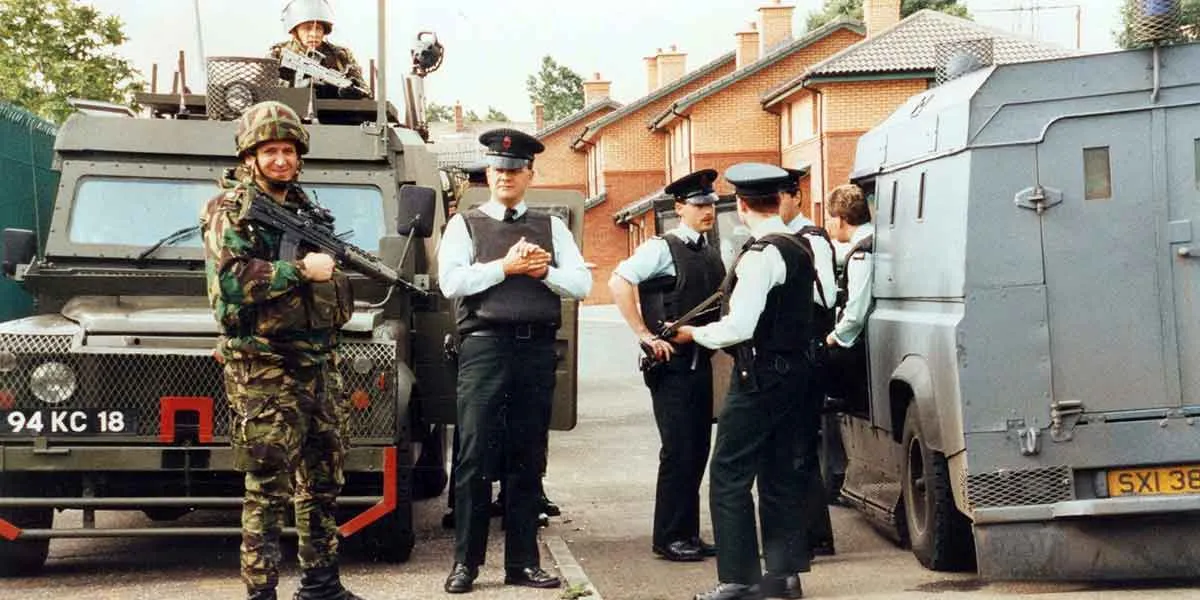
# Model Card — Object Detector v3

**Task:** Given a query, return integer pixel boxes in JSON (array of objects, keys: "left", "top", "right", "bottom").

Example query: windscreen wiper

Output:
[{"left": 135, "top": 225, "right": 202, "bottom": 263}]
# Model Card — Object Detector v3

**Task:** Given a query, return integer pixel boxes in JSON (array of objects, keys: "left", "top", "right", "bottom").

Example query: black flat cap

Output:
[
  {"left": 479, "top": 128, "right": 545, "bottom": 170},
  {"left": 724, "top": 162, "right": 790, "bottom": 197},
  {"left": 663, "top": 168, "right": 719, "bottom": 205},
  {"left": 783, "top": 166, "right": 810, "bottom": 184}
]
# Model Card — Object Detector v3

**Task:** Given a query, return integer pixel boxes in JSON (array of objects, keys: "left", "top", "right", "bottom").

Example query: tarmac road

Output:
[{"left": 4, "top": 306, "right": 1200, "bottom": 599}]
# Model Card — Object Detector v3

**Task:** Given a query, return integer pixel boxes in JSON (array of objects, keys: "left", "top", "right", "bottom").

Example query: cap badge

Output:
[{"left": 502, "top": 136, "right": 512, "bottom": 150}]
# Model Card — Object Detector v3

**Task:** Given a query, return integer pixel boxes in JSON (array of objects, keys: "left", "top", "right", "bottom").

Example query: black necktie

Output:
[{"left": 503, "top": 207, "right": 518, "bottom": 223}]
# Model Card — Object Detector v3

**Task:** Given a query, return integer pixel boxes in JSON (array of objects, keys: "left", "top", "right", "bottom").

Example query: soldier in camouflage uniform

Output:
[
  {"left": 200, "top": 100, "right": 366, "bottom": 600},
  {"left": 270, "top": 0, "right": 370, "bottom": 99}
]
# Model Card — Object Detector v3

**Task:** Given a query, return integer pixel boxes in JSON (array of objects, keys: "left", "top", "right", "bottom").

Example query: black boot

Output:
[
  {"left": 293, "top": 565, "right": 366, "bottom": 600},
  {"left": 248, "top": 589, "right": 277, "bottom": 600}
]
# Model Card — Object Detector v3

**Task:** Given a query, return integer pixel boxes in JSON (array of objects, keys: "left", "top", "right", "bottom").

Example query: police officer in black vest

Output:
[
  {"left": 608, "top": 169, "right": 725, "bottom": 562},
  {"left": 674, "top": 163, "right": 816, "bottom": 600},
  {"left": 437, "top": 129, "right": 592, "bottom": 594}
]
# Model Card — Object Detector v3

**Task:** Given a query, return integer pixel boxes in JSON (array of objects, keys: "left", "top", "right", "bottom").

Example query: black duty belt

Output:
[{"left": 464, "top": 323, "right": 557, "bottom": 341}]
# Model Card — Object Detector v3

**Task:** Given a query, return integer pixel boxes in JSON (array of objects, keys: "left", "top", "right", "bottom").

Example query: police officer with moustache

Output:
[
  {"left": 200, "top": 100, "right": 365, "bottom": 600},
  {"left": 438, "top": 129, "right": 591, "bottom": 594},
  {"left": 608, "top": 169, "right": 725, "bottom": 563},
  {"left": 673, "top": 163, "right": 816, "bottom": 600},
  {"left": 778, "top": 167, "right": 837, "bottom": 558}
]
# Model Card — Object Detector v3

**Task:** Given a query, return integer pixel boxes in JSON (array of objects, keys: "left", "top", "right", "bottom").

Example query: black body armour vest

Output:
[
  {"left": 457, "top": 208, "right": 562, "bottom": 334},
  {"left": 796, "top": 224, "right": 837, "bottom": 337},
  {"left": 725, "top": 233, "right": 814, "bottom": 356},
  {"left": 836, "top": 234, "right": 874, "bottom": 309},
  {"left": 637, "top": 234, "right": 726, "bottom": 334}
]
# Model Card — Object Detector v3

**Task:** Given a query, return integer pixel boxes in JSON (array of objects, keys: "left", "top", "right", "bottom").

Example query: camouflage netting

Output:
[{"left": 1130, "top": 0, "right": 1184, "bottom": 45}]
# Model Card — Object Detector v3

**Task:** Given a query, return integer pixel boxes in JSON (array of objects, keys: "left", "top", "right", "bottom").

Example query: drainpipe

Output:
[{"left": 807, "top": 81, "right": 826, "bottom": 226}]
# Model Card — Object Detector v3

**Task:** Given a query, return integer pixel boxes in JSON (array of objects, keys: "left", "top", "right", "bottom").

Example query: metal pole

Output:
[
  {"left": 376, "top": 0, "right": 387, "bottom": 133},
  {"left": 192, "top": 0, "right": 207, "bottom": 89}
]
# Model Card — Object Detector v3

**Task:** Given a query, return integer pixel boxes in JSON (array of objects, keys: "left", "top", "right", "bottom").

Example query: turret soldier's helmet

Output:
[{"left": 282, "top": 0, "right": 335, "bottom": 35}]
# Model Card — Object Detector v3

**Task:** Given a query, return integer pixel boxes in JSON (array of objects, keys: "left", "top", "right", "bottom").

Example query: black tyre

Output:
[
  {"left": 411, "top": 424, "right": 448, "bottom": 501},
  {"left": 900, "top": 406, "right": 975, "bottom": 572},
  {"left": 0, "top": 476, "right": 52, "bottom": 577}
]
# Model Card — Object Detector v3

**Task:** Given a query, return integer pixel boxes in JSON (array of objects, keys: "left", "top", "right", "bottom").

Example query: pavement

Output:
[{"left": 4, "top": 304, "right": 1200, "bottom": 599}]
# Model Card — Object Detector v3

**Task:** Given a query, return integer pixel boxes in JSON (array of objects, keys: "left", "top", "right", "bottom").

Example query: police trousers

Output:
[
  {"left": 645, "top": 353, "right": 714, "bottom": 547},
  {"left": 709, "top": 352, "right": 814, "bottom": 585},
  {"left": 224, "top": 356, "right": 348, "bottom": 592},
  {"left": 453, "top": 334, "right": 557, "bottom": 568}
]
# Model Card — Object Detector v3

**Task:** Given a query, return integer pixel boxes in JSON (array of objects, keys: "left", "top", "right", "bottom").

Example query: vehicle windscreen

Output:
[{"left": 68, "top": 177, "right": 387, "bottom": 252}]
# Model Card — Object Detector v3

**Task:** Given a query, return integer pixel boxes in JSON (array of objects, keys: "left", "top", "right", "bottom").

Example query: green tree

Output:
[
  {"left": 425, "top": 101, "right": 453, "bottom": 123},
  {"left": 484, "top": 106, "right": 509, "bottom": 121},
  {"left": 0, "top": 0, "right": 144, "bottom": 123},
  {"left": 806, "top": 0, "right": 969, "bottom": 31},
  {"left": 525, "top": 55, "right": 583, "bottom": 123},
  {"left": 465, "top": 108, "right": 481, "bottom": 123},
  {"left": 1115, "top": 0, "right": 1200, "bottom": 48}
]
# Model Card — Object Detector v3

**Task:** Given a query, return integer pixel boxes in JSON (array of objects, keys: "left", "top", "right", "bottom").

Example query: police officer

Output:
[
  {"left": 608, "top": 169, "right": 725, "bottom": 562},
  {"left": 779, "top": 167, "right": 837, "bottom": 558},
  {"left": 438, "top": 128, "right": 591, "bottom": 594},
  {"left": 271, "top": 0, "right": 370, "bottom": 99},
  {"left": 824, "top": 183, "right": 874, "bottom": 409},
  {"left": 673, "top": 163, "right": 815, "bottom": 600},
  {"left": 200, "top": 100, "right": 365, "bottom": 600}
]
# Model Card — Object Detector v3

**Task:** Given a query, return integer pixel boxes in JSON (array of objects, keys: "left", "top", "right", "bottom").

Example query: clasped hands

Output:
[{"left": 501, "top": 236, "right": 552, "bottom": 279}]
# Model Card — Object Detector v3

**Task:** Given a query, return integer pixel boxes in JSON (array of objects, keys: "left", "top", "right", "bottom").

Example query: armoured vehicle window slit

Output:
[
  {"left": 917, "top": 172, "right": 927, "bottom": 222},
  {"left": 889, "top": 179, "right": 898, "bottom": 227},
  {"left": 1083, "top": 146, "right": 1112, "bottom": 201},
  {"left": 1194, "top": 138, "right": 1199, "bottom": 189}
]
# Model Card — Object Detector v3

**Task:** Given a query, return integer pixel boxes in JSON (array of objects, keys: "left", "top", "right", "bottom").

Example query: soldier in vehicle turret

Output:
[
  {"left": 270, "top": 0, "right": 370, "bottom": 99},
  {"left": 608, "top": 169, "right": 725, "bottom": 563}
]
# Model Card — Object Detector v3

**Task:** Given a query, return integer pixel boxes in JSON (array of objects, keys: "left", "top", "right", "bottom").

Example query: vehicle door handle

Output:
[{"left": 1178, "top": 247, "right": 1199, "bottom": 258}]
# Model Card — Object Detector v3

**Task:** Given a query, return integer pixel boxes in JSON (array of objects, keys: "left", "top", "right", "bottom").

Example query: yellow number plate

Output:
[{"left": 1108, "top": 465, "right": 1200, "bottom": 497}]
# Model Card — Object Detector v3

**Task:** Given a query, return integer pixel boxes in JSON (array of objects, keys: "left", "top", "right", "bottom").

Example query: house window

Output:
[
  {"left": 917, "top": 172, "right": 926, "bottom": 221},
  {"left": 1084, "top": 146, "right": 1112, "bottom": 200}
]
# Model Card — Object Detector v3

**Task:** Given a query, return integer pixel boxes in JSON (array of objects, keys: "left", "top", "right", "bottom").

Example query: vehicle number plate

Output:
[
  {"left": 1107, "top": 465, "right": 1200, "bottom": 497},
  {"left": 1, "top": 409, "right": 135, "bottom": 435}
]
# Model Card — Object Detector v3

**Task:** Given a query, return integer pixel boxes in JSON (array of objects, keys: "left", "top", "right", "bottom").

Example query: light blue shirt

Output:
[
  {"left": 436, "top": 198, "right": 592, "bottom": 300},
  {"left": 786, "top": 214, "right": 838, "bottom": 309},
  {"left": 832, "top": 222, "right": 875, "bottom": 347},
  {"left": 691, "top": 216, "right": 792, "bottom": 350},
  {"left": 612, "top": 224, "right": 703, "bottom": 285}
]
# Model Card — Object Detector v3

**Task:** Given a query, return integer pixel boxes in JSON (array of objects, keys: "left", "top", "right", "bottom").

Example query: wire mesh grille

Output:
[
  {"left": 1130, "top": 0, "right": 1184, "bottom": 45},
  {"left": 966, "top": 466, "right": 1074, "bottom": 509},
  {"left": 0, "top": 334, "right": 397, "bottom": 440},
  {"left": 206, "top": 57, "right": 282, "bottom": 121},
  {"left": 935, "top": 38, "right": 994, "bottom": 86}
]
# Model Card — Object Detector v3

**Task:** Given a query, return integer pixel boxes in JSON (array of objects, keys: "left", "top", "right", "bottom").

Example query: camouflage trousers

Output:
[{"left": 224, "top": 356, "right": 349, "bottom": 592}]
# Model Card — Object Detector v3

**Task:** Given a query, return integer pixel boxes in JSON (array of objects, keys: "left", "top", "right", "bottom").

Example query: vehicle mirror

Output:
[
  {"left": 1, "top": 229, "right": 37, "bottom": 279},
  {"left": 397, "top": 185, "right": 436, "bottom": 238}
]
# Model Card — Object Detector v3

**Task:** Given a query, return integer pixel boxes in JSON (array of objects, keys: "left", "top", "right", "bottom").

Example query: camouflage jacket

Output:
[
  {"left": 200, "top": 167, "right": 353, "bottom": 365},
  {"left": 268, "top": 38, "right": 369, "bottom": 93}
]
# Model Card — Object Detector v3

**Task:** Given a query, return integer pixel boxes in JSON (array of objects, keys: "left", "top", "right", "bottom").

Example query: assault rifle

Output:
[
  {"left": 245, "top": 193, "right": 428, "bottom": 296},
  {"left": 638, "top": 290, "right": 724, "bottom": 372},
  {"left": 280, "top": 48, "right": 354, "bottom": 89}
]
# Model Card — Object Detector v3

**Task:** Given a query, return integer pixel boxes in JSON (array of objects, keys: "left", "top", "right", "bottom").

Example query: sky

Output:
[{"left": 86, "top": 0, "right": 1125, "bottom": 123}]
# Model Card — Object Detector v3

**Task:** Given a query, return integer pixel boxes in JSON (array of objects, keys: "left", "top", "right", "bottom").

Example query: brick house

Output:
[
  {"left": 760, "top": 1, "right": 1075, "bottom": 224},
  {"left": 566, "top": 47, "right": 738, "bottom": 303},
  {"left": 532, "top": 77, "right": 622, "bottom": 198},
  {"left": 646, "top": 18, "right": 864, "bottom": 196}
]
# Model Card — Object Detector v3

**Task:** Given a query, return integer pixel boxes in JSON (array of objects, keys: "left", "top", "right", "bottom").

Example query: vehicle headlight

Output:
[
  {"left": 225, "top": 82, "right": 255, "bottom": 115},
  {"left": 351, "top": 355, "right": 374, "bottom": 375},
  {"left": 29, "top": 362, "right": 77, "bottom": 405},
  {"left": 0, "top": 350, "right": 16, "bottom": 374}
]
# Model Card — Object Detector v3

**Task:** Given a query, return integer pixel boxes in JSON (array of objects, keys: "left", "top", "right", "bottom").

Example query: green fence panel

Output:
[{"left": 0, "top": 102, "right": 59, "bottom": 322}]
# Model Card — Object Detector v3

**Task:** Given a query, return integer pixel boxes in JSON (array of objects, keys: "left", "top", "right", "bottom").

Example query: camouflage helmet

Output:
[{"left": 234, "top": 101, "right": 310, "bottom": 156}]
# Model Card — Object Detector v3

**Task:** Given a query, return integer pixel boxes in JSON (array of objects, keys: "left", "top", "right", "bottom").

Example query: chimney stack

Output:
[
  {"left": 645, "top": 48, "right": 662, "bottom": 93},
  {"left": 533, "top": 102, "right": 545, "bottom": 131},
  {"left": 656, "top": 44, "right": 687, "bottom": 88},
  {"left": 864, "top": 0, "right": 902, "bottom": 37},
  {"left": 736, "top": 22, "right": 760, "bottom": 69},
  {"left": 758, "top": 0, "right": 795, "bottom": 55},
  {"left": 583, "top": 72, "right": 612, "bottom": 106},
  {"left": 453, "top": 101, "right": 464, "bottom": 132}
]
